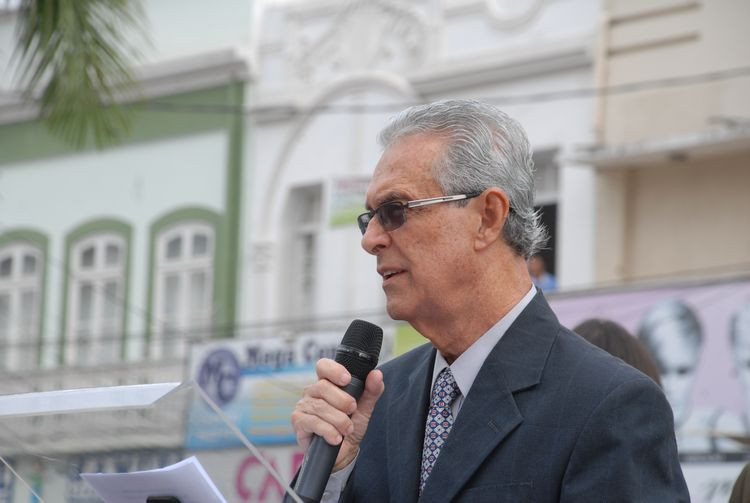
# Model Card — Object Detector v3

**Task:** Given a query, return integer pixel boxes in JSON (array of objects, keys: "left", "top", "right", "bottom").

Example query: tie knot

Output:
[{"left": 431, "top": 366, "right": 459, "bottom": 407}]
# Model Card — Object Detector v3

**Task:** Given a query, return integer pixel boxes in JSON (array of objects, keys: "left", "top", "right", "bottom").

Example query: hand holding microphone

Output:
[{"left": 289, "top": 320, "right": 385, "bottom": 502}]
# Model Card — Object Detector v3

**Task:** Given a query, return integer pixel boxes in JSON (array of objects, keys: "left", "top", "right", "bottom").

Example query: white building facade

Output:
[{"left": 242, "top": 0, "right": 601, "bottom": 333}]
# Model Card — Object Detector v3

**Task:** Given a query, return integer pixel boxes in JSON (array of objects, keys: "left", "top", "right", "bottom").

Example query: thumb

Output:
[
  {"left": 335, "top": 369, "right": 384, "bottom": 470},
  {"left": 354, "top": 369, "right": 384, "bottom": 419}
]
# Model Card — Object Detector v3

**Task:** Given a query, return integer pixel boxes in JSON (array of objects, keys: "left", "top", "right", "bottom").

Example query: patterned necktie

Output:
[{"left": 420, "top": 366, "right": 460, "bottom": 493}]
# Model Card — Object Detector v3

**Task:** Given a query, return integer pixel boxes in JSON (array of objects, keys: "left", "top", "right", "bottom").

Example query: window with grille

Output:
[
  {"left": 67, "top": 234, "right": 126, "bottom": 365},
  {"left": 153, "top": 223, "right": 214, "bottom": 359},
  {"left": 0, "top": 243, "right": 43, "bottom": 370},
  {"left": 284, "top": 185, "right": 322, "bottom": 318}
]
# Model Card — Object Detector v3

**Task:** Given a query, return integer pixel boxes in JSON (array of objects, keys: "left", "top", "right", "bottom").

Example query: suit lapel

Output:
[
  {"left": 418, "top": 353, "right": 521, "bottom": 502},
  {"left": 419, "top": 292, "right": 560, "bottom": 502},
  {"left": 387, "top": 346, "right": 434, "bottom": 503}
]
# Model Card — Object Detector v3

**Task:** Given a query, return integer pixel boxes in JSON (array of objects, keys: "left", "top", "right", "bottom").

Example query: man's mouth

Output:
[{"left": 380, "top": 269, "right": 405, "bottom": 280}]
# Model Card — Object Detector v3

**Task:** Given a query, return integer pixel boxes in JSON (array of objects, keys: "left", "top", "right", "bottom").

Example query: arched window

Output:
[
  {"left": 283, "top": 185, "right": 322, "bottom": 318},
  {"left": 152, "top": 223, "right": 214, "bottom": 359},
  {"left": 66, "top": 233, "right": 126, "bottom": 365},
  {"left": 0, "top": 243, "right": 43, "bottom": 369}
]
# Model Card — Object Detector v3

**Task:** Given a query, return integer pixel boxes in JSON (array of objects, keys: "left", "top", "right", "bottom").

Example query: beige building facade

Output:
[{"left": 588, "top": 0, "right": 750, "bottom": 283}]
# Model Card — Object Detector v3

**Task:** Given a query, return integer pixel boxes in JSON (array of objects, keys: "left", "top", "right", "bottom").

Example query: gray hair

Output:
[
  {"left": 637, "top": 298, "right": 703, "bottom": 356},
  {"left": 377, "top": 99, "right": 547, "bottom": 258}
]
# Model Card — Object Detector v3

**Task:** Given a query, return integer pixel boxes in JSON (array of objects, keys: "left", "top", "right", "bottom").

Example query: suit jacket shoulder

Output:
[{"left": 343, "top": 292, "right": 689, "bottom": 502}]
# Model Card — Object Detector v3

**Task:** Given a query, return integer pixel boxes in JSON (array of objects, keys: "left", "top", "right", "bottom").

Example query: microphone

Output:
[{"left": 289, "top": 319, "right": 383, "bottom": 503}]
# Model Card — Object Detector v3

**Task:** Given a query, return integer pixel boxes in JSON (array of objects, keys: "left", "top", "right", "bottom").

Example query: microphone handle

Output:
[{"left": 289, "top": 377, "right": 366, "bottom": 503}]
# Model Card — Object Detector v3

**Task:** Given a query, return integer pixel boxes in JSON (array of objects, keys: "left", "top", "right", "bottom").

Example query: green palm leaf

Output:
[{"left": 14, "top": 0, "right": 146, "bottom": 148}]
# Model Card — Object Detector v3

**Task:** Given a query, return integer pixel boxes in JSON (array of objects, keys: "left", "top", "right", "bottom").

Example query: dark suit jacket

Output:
[
  {"left": 342, "top": 292, "right": 689, "bottom": 502},
  {"left": 730, "top": 463, "right": 750, "bottom": 503}
]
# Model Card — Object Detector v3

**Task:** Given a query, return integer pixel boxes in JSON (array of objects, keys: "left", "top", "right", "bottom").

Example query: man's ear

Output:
[{"left": 474, "top": 188, "right": 510, "bottom": 251}]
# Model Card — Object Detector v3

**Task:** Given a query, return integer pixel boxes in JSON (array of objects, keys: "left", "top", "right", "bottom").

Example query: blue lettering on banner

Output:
[
  {"left": 197, "top": 348, "right": 241, "bottom": 407},
  {"left": 245, "top": 346, "right": 294, "bottom": 371}
]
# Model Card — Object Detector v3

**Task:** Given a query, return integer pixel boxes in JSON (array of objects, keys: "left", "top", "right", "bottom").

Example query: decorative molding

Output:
[
  {"left": 444, "top": 0, "right": 545, "bottom": 29},
  {"left": 253, "top": 70, "right": 416, "bottom": 122},
  {"left": 484, "top": 0, "right": 545, "bottom": 30},
  {"left": 255, "top": 35, "right": 592, "bottom": 107},
  {"left": 263, "top": 0, "right": 430, "bottom": 88}
]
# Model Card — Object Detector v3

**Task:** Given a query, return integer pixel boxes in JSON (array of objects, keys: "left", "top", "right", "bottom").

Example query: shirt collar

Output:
[{"left": 431, "top": 285, "right": 537, "bottom": 397}]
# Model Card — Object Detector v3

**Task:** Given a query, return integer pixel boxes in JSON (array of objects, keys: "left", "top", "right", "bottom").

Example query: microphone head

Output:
[{"left": 336, "top": 319, "right": 383, "bottom": 381}]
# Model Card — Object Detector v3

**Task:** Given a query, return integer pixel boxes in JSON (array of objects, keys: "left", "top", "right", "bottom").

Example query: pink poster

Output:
[{"left": 548, "top": 278, "right": 750, "bottom": 501}]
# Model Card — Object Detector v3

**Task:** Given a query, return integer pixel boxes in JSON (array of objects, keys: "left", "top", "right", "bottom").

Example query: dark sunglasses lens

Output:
[
  {"left": 380, "top": 203, "right": 405, "bottom": 231},
  {"left": 357, "top": 213, "right": 370, "bottom": 234}
]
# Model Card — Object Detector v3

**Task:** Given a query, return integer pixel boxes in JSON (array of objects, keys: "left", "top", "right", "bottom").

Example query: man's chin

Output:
[{"left": 385, "top": 299, "right": 410, "bottom": 321}]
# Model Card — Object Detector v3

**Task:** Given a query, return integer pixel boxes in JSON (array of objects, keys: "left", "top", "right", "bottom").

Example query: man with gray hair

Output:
[{"left": 292, "top": 100, "right": 688, "bottom": 501}]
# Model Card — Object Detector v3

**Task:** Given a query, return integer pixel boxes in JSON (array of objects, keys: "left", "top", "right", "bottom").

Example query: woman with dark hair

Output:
[{"left": 574, "top": 318, "right": 661, "bottom": 386}]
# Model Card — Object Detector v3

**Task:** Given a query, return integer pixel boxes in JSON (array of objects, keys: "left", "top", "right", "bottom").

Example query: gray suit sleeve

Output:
[{"left": 560, "top": 377, "right": 690, "bottom": 502}]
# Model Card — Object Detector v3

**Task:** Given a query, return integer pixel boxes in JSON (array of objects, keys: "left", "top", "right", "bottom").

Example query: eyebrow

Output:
[{"left": 366, "top": 190, "right": 412, "bottom": 211}]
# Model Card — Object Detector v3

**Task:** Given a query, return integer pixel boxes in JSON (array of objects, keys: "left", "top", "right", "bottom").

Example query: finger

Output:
[
  {"left": 304, "top": 379, "right": 358, "bottom": 414},
  {"left": 292, "top": 407, "right": 353, "bottom": 446},
  {"left": 316, "top": 358, "right": 351, "bottom": 386},
  {"left": 296, "top": 395, "right": 355, "bottom": 435}
]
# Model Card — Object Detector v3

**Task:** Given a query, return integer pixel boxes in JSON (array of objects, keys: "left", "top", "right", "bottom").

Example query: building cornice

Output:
[
  {"left": 571, "top": 124, "right": 750, "bottom": 169},
  {"left": 0, "top": 47, "right": 253, "bottom": 126},
  {"left": 410, "top": 35, "right": 593, "bottom": 96},
  {"left": 254, "top": 34, "right": 593, "bottom": 108}
]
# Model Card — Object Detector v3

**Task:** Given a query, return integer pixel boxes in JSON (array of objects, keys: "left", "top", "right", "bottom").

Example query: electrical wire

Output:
[{"left": 139, "top": 65, "right": 750, "bottom": 116}]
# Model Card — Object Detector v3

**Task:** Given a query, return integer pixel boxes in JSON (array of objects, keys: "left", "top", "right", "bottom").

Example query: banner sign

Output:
[
  {"left": 186, "top": 332, "right": 344, "bottom": 449},
  {"left": 195, "top": 447, "right": 304, "bottom": 503},
  {"left": 329, "top": 176, "right": 370, "bottom": 227}
]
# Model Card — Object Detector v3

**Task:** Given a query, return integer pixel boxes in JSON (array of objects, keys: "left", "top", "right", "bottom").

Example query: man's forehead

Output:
[
  {"left": 365, "top": 164, "right": 435, "bottom": 208},
  {"left": 365, "top": 135, "right": 444, "bottom": 207}
]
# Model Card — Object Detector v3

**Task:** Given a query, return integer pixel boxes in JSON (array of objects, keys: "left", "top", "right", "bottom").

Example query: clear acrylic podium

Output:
[{"left": 0, "top": 381, "right": 305, "bottom": 503}]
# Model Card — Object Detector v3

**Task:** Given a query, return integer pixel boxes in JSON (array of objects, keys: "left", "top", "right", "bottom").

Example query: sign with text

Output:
[
  {"left": 186, "top": 332, "right": 342, "bottom": 449},
  {"left": 329, "top": 176, "right": 370, "bottom": 228}
]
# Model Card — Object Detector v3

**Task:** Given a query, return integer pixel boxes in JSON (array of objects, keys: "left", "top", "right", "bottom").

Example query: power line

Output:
[
  {"left": 2, "top": 64, "right": 750, "bottom": 117},
  {"left": 140, "top": 65, "right": 750, "bottom": 117}
]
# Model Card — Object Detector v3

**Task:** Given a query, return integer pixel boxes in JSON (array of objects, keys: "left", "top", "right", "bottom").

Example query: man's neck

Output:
[{"left": 414, "top": 277, "right": 533, "bottom": 363}]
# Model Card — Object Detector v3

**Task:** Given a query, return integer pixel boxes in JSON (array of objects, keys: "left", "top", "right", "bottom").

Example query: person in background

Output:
[
  {"left": 291, "top": 99, "right": 687, "bottom": 502},
  {"left": 573, "top": 318, "right": 661, "bottom": 386},
  {"left": 638, "top": 299, "right": 702, "bottom": 430},
  {"left": 730, "top": 303, "right": 750, "bottom": 433},
  {"left": 638, "top": 298, "right": 720, "bottom": 453},
  {"left": 528, "top": 254, "right": 556, "bottom": 291},
  {"left": 710, "top": 302, "right": 750, "bottom": 453}
]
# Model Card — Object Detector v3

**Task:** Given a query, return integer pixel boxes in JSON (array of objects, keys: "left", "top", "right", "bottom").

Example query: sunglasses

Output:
[{"left": 357, "top": 192, "right": 482, "bottom": 235}]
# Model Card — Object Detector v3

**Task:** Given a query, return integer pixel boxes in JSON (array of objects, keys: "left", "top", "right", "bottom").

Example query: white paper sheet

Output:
[{"left": 81, "top": 455, "right": 226, "bottom": 503}]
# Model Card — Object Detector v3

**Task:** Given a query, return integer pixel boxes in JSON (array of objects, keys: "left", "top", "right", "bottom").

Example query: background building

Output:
[{"left": 584, "top": 0, "right": 750, "bottom": 284}]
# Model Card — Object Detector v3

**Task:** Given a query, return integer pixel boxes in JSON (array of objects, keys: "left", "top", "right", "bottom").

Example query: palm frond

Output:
[{"left": 14, "top": 0, "right": 147, "bottom": 148}]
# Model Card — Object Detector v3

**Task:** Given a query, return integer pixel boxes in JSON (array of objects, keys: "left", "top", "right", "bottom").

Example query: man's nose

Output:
[{"left": 361, "top": 215, "right": 390, "bottom": 255}]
